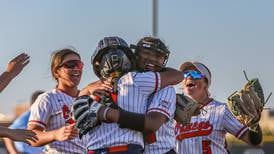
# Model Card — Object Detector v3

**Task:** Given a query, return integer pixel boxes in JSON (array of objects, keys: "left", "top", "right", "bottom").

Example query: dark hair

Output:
[
  {"left": 50, "top": 48, "right": 80, "bottom": 81},
  {"left": 30, "top": 90, "right": 45, "bottom": 105}
]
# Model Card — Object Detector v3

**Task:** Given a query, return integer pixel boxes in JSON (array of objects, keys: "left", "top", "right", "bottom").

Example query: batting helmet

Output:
[
  {"left": 130, "top": 37, "right": 170, "bottom": 66},
  {"left": 91, "top": 36, "right": 135, "bottom": 79}
]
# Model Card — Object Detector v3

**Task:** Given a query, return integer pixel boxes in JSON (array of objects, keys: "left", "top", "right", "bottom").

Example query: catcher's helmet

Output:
[
  {"left": 130, "top": 37, "right": 170, "bottom": 66},
  {"left": 91, "top": 36, "right": 135, "bottom": 79}
]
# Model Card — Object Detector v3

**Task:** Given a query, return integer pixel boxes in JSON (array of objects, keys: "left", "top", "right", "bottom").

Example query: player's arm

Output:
[
  {"left": 98, "top": 88, "right": 175, "bottom": 132},
  {"left": 0, "top": 53, "right": 30, "bottom": 93},
  {"left": 27, "top": 123, "right": 78, "bottom": 147},
  {"left": 97, "top": 107, "right": 167, "bottom": 132},
  {"left": 158, "top": 67, "right": 183, "bottom": 88},
  {"left": 239, "top": 126, "right": 262, "bottom": 146},
  {"left": 0, "top": 126, "right": 38, "bottom": 144},
  {"left": 223, "top": 106, "right": 262, "bottom": 146},
  {"left": 135, "top": 69, "right": 183, "bottom": 95}
]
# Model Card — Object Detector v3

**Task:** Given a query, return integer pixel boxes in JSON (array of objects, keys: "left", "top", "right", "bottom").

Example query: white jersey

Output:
[
  {"left": 87, "top": 71, "right": 161, "bottom": 150},
  {"left": 28, "top": 89, "right": 88, "bottom": 154},
  {"left": 144, "top": 86, "right": 176, "bottom": 154},
  {"left": 175, "top": 100, "right": 248, "bottom": 154}
]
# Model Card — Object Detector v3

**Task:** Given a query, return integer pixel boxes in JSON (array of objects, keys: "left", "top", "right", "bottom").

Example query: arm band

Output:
[
  {"left": 117, "top": 109, "right": 145, "bottom": 132},
  {"left": 248, "top": 126, "right": 262, "bottom": 145}
]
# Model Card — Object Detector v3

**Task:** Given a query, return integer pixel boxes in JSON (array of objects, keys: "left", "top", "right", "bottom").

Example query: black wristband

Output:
[
  {"left": 248, "top": 126, "right": 262, "bottom": 145},
  {"left": 117, "top": 109, "right": 145, "bottom": 132}
]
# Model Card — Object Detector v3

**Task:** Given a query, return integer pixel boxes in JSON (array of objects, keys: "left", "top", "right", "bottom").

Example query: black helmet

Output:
[
  {"left": 130, "top": 37, "right": 170, "bottom": 66},
  {"left": 91, "top": 36, "right": 135, "bottom": 79}
]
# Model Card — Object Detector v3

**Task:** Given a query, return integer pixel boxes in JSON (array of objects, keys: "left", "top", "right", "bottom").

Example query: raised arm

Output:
[
  {"left": 0, "top": 53, "right": 30, "bottom": 92},
  {"left": 158, "top": 67, "right": 183, "bottom": 89}
]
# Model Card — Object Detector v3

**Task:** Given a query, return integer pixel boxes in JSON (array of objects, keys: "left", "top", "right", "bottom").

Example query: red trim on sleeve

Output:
[
  {"left": 147, "top": 108, "right": 170, "bottom": 117},
  {"left": 236, "top": 126, "right": 248, "bottom": 138},
  {"left": 28, "top": 120, "right": 47, "bottom": 128}
]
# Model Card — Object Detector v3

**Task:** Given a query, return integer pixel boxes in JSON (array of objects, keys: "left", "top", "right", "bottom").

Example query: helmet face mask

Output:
[
  {"left": 98, "top": 49, "right": 132, "bottom": 79},
  {"left": 91, "top": 36, "right": 135, "bottom": 79}
]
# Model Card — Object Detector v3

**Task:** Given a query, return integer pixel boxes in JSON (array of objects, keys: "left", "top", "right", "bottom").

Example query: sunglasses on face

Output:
[
  {"left": 183, "top": 70, "right": 205, "bottom": 80},
  {"left": 60, "top": 60, "right": 84, "bottom": 69}
]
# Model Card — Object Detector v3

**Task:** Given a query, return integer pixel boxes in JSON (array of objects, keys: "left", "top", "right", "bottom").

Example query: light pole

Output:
[{"left": 152, "top": 0, "right": 158, "bottom": 37}]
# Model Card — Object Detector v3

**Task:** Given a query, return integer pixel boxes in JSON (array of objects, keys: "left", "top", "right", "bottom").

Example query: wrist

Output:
[
  {"left": 106, "top": 108, "right": 119, "bottom": 122},
  {"left": 248, "top": 125, "right": 262, "bottom": 145},
  {"left": 97, "top": 106, "right": 108, "bottom": 121},
  {"left": 2, "top": 71, "right": 14, "bottom": 81},
  {"left": 50, "top": 129, "right": 58, "bottom": 141}
]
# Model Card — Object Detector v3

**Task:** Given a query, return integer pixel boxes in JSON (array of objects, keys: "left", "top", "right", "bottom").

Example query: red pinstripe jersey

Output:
[
  {"left": 175, "top": 100, "right": 248, "bottom": 154},
  {"left": 28, "top": 89, "right": 89, "bottom": 153}
]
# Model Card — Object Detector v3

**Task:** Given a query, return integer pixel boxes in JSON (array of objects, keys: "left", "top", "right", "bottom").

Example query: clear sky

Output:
[{"left": 0, "top": 0, "right": 274, "bottom": 115}]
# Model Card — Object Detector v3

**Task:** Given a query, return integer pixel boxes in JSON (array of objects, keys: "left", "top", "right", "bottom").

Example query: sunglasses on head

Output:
[
  {"left": 60, "top": 60, "right": 84, "bottom": 69},
  {"left": 183, "top": 70, "right": 205, "bottom": 80}
]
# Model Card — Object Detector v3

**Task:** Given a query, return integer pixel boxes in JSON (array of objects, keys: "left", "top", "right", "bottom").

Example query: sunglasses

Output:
[
  {"left": 183, "top": 70, "right": 205, "bottom": 80},
  {"left": 60, "top": 60, "right": 84, "bottom": 69}
]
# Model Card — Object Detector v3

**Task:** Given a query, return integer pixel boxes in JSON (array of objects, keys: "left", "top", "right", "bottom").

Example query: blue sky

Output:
[{"left": 0, "top": 0, "right": 274, "bottom": 115}]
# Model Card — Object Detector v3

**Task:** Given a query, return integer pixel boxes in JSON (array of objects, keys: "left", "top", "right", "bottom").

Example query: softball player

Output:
[
  {"left": 175, "top": 61, "right": 263, "bottom": 154},
  {"left": 131, "top": 37, "right": 178, "bottom": 154},
  {"left": 28, "top": 48, "right": 88, "bottom": 153},
  {"left": 74, "top": 36, "right": 183, "bottom": 153}
]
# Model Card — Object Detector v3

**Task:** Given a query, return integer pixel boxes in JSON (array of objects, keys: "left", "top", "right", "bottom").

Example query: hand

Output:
[
  {"left": 7, "top": 128, "right": 38, "bottom": 145},
  {"left": 79, "top": 80, "right": 113, "bottom": 100},
  {"left": 53, "top": 123, "right": 78, "bottom": 141},
  {"left": 72, "top": 96, "right": 104, "bottom": 138},
  {"left": 6, "top": 53, "right": 30, "bottom": 78}
]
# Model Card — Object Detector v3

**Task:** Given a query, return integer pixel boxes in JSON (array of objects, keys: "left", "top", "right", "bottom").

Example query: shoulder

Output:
[
  {"left": 209, "top": 99, "right": 226, "bottom": 106},
  {"left": 156, "top": 86, "right": 175, "bottom": 94},
  {"left": 161, "top": 85, "right": 175, "bottom": 91},
  {"left": 31, "top": 89, "right": 57, "bottom": 107},
  {"left": 119, "top": 71, "right": 158, "bottom": 83},
  {"left": 206, "top": 99, "right": 227, "bottom": 111}
]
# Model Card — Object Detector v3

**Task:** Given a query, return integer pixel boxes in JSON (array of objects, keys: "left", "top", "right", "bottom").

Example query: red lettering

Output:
[
  {"left": 62, "top": 105, "right": 75, "bottom": 124},
  {"left": 176, "top": 121, "right": 213, "bottom": 141}
]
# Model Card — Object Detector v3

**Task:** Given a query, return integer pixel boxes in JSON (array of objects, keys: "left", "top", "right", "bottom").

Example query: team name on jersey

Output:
[{"left": 175, "top": 121, "right": 213, "bottom": 140}]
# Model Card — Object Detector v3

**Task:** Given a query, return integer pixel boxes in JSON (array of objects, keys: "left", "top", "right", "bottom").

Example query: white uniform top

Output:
[
  {"left": 144, "top": 86, "right": 176, "bottom": 154},
  {"left": 28, "top": 89, "right": 88, "bottom": 154},
  {"left": 86, "top": 71, "right": 161, "bottom": 150},
  {"left": 175, "top": 100, "right": 248, "bottom": 154}
]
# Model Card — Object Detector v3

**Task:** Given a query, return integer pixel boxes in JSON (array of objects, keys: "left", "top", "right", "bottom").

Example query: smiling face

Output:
[
  {"left": 56, "top": 53, "right": 83, "bottom": 88},
  {"left": 181, "top": 65, "right": 209, "bottom": 102},
  {"left": 51, "top": 49, "right": 83, "bottom": 89},
  {"left": 137, "top": 48, "right": 166, "bottom": 72}
]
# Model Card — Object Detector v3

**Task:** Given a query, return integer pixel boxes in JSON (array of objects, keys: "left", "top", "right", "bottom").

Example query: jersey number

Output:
[{"left": 202, "top": 140, "right": 211, "bottom": 154}]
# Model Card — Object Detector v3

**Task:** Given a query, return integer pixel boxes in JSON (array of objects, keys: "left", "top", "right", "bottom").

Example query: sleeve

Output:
[
  {"left": 147, "top": 87, "right": 176, "bottom": 120},
  {"left": 28, "top": 94, "right": 52, "bottom": 130},
  {"left": 223, "top": 105, "right": 248, "bottom": 138},
  {"left": 133, "top": 71, "right": 161, "bottom": 95}
]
